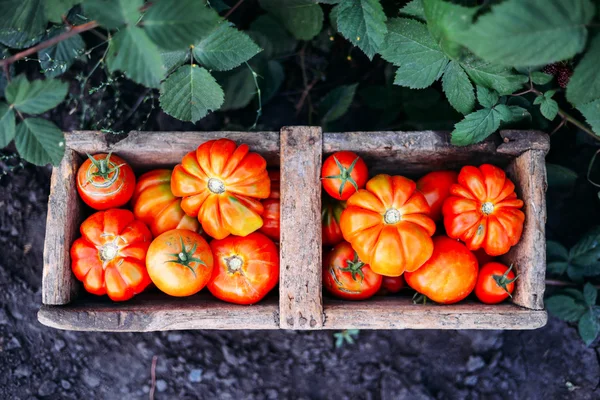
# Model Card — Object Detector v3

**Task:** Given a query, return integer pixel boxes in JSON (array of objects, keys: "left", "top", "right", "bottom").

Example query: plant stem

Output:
[
  {"left": 0, "top": 21, "right": 99, "bottom": 68},
  {"left": 223, "top": 0, "right": 245, "bottom": 19},
  {"left": 546, "top": 279, "right": 600, "bottom": 289}
]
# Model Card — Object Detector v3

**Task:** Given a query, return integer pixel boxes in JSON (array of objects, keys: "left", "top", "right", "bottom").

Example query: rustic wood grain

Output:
[
  {"left": 42, "top": 149, "right": 82, "bottom": 305},
  {"left": 323, "top": 298, "right": 547, "bottom": 330},
  {"left": 279, "top": 126, "right": 324, "bottom": 329},
  {"left": 502, "top": 150, "right": 547, "bottom": 310},
  {"left": 497, "top": 130, "right": 550, "bottom": 155},
  {"left": 38, "top": 293, "right": 279, "bottom": 331}
]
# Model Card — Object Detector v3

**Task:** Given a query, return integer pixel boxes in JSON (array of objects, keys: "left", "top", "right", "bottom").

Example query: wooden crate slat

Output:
[{"left": 279, "top": 126, "right": 324, "bottom": 330}]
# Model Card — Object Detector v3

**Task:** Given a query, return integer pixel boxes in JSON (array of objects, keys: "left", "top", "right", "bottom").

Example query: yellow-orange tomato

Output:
[
  {"left": 146, "top": 229, "right": 214, "bottom": 297},
  {"left": 171, "top": 139, "right": 270, "bottom": 240},
  {"left": 340, "top": 174, "right": 436, "bottom": 277}
]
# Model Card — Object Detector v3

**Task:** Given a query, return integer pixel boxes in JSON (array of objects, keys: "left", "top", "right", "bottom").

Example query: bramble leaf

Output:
[
  {"left": 320, "top": 83, "right": 358, "bottom": 124},
  {"left": 259, "top": 0, "right": 324, "bottom": 41},
  {"left": 546, "top": 164, "right": 577, "bottom": 190},
  {"left": 14, "top": 118, "right": 65, "bottom": 166},
  {"left": 546, "top": 240, "right": 569, "bottom": 275},
  {"left": 38, "top": 28, "right": 86, "bottom": 78},
  {"left": 567, "top": 34, "right": 600, "bottom": 106},
  {"left": 476, "top": 86, "right": 498, "bottom": 108},
  {"left": 400, "top": 0, "right": 424, "bottom": 20},
  {"left": 531, "top": 71, "right": 553, "bottom": 85},
  {"left": 249, "top": 15, "right": 297, "bottom": 58},
  {"left": 193, "top": 23, "right": 262, "bottom": 71},
  {"left": 0, "top": 0, "right": 46, "bottom": 35},
  {"left": 451, "top": 107, "right": 503, "bottom": 146},
  {"left": 0, "top": 102, "right": 15, "bottom": 147},
  {"left": 460, "top": 55, "right": 527, "bottom": 95},
  {"left": 423, "top": 0, "right": 477, "bottom": 59},
  {"left": 579, "top": 310, "right": 600, "bottom": 346},
  {"left": 161, "top": 50, "right": 189, "bottom": 75},
  {"left": 45, "top": 0, "right": 80, "bottom": 23},
  {"left": 215, "top": 66, "right": 256, "bottom": 111},
  {"left": 333, "top": 0, "right": 387, "bottom": 60},
  {"left": 546, "top": 295, "right": 586, "bottom": 322},
  {"left": 83, "top": 0, "right": 142, "bottom": 29},
  {"left": 577, "top": 99, "right": 600, "bottom": 136},
  {"left": 5, "top": 75, "right": 69, "bottom": 114},
  {"left": 584, "top": 283, "right": 597, "bottom": 306},
  {"left": 441, "top": 61, "right": 474, "bottom": 115}
]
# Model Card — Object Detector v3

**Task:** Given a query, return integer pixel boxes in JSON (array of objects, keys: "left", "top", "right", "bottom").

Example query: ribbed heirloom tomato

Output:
[
  {"left": 340, "top": 174, "right": 436, "bottom": 276},
  {"left": 70, "top": 209, "right": 152, "bottom": 301},
  {"left": 77, "top": 153, "right": 136, "bottom": 210},
  {"left": 259, "top": 198, "right": 280, "bottom": 240},
  {"left": 475, "top": 262, "right": 517, "bottom": 304},
  {"left": 171, "top": 138, "right": 270, "bottom": 240},
  {"left": 322, "top": 198, "right": 346, "bottom": 246},
  {"left": 208, "top": 232, "right": 279, "bottom": 305},
  {"left": 132, "top": 169, "right": 201, "bottom": 236},
  {"left": 416, "top": 170, "right": 458, "bottom": 221},
  {"left": 321, "top": 151, "right": 368, "bottom": 200},
  {"left": 443, "top": 164, "right": 525, "bottom": 256},
  {"left": 323, "top": 241, "right": 382, "bottom": 300}
]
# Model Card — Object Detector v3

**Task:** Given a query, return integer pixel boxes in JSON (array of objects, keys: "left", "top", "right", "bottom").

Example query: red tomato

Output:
[
  {"left": 473, "top": 248, "right": 495, "bottom": 266},
  {"left": 322, "top": 197, "right": 346, "bottom": 246},
  {"left": 146, "top": 229, "right": 214, "bottom": 297},
  {"left": 321, "top": 151, "right": 368, "bottom": 200},
  {"left": 259, "top": 198, "right": 280, "bottom": 240},
  {"left": 208, "top": 232, "right": 279, "bottom": 305},
  {"left": 475, "top": 262, "right": 517, "bottom": 304},
  {"left": 70, "top": 209, "right": 152, "bottom": 301},
  {"left": 323, "top": 242, "right": 382, "bottom": 300},
  {"left": 268, "top": 170, "right": 280, "bottom": 199},
  {"left": 76, "top": 153, "right": 136, "bottom": 210},
  {"left": 416, "top": 170, "right": 458, "bottom": 221},
  {"left": 404, "top": 236, "right": 478, "bottom": 304},
  {"left": 377, "top": 276, "right": 405, "bottom": 295}
]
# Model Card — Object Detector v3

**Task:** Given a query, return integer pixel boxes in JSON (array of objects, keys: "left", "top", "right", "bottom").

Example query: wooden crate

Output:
[{"left": 39, "top": 127, "right": 549, "bottom": 331}]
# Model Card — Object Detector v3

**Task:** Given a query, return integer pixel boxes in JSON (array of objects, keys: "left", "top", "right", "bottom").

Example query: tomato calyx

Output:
[
  {"left": 85, "top": 152, "right": 124, "bottom": 186},
  {"left": 224, "top": 255, "right": 244, "bottom": 274},
  {"left": 339, "top": 252, "right": 366, "bottom": 282},
  {"left": 412, "top": 292, "right": 429, "bottom": 305},
  {"left": 492, "top": 264, "right": 519, "bottom": 296},
  {"left": 324, "top": 156, "right": 361, "bottom": 198},
  {"left": 207, "top": 178, "right": 226, "bottom": 194},
  {"left": 99, "top": 241, "right": 119, "bottom": 263},
  {"left": 164, "top": 236, "right": 206, "bottom": 277},
  {"left": 383, "top": 208, "right": 401, "bottom": 224},
  {"left": 481, "top": 201, "right": 495, "bottom": 215}
]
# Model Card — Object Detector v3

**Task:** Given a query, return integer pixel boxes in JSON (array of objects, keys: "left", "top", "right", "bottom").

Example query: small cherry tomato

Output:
[
  {"left": 416, "top": 170, "right": 458, "bottom": 221},
  {"left": 323, "top": 241, "right": 382, "bottom": 300},
  {"left": 146, "top": 229, "right": 214, "bottom": 297},
  {"left": 322, "top": 151, "right": 368, "bottom": 200},
  {"left": 475, "top": 262, "right": 518, "bottom": 304},
  {"left": 208, "top": 232, "right": 279, "bottom": 305},
  {"left": 77, "top": 153, "right": 136, "bottom": 210},
  {"left": 473, "top": 248, "right": 495, "bottom": 266},
  {"left": 377, "top": 276, "right": 405, "bottom": 295},
  {"left": 322, "top": 197, "right": 346, "bottom": 246},
  {"left": 259, "top": 198, "right": 280, "bottom": 240}
]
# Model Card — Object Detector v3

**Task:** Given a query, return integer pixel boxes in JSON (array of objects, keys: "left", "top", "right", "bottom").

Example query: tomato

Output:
[
  {"left": 404, "top": 236, "right": 478, "bottom": 304},
  {"left": 323, "top": 242, "right": 382, "bottom": 300},
  {"left": 377, "top": 276, "right": 405, "bottom": 295},
  {"left": 321, "top": 151, "right": 368, "bottom": 200},
  {"left": 146, "top": 229, "right": 213, "bottom": 297},
  {"left": 208, "top": 232, "right": 279, "bottom": 305},
  {"left": 340, "top": 174, "right": 436, "bottom": 276},
  {"left": 70, "top": 209, "right": 152, "bottom": 301},
  {"left": 76, "top": 153, "right": 136, "bottom": 210},
  {"left": 171, "top": 138, "right": 270, "bottom": 240},
  {"left": 268, "top": 170, "right": 280, "bottom": 199},
  {"left": 131, "top": 169, "right": 201, "bottom": 237},
  {"left": 259, "top": 198, "right": 280, "bottom": 240},
  {"left": 416, "top": 170, "right": 458, "bottom": 221},
  {"left": 443, "top": 164, "right": 525, "bottom": 256},
  {"left": 322, "top": 197, "right": 346, "bottom": 246},
  {"left": 473, "top": 248, "right": 495, "bottom": 266},
  {"left": 475, "top": 262, "right": 517, "bottom": 304}
]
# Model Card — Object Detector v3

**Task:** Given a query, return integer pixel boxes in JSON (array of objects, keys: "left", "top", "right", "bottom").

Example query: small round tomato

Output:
[
  {"left": 475, "top": 262, "right": 517, "bottom": 304},
  {"left": 322, "top": 198, "right": 346, "bottom": 246},
  {"left": 146, "top": 229, "right": 214, "bottom": 297},
  {"left": 416, "top": 170, "right": 458, "bottom": 221},
  {"left": 77, "top": 153, "right": 136, "bottom": 210},
  {"left": 259, "top": 198, "right": 280, "bottom": 240},
  {"left": 473, "top": 248, "right": 495, "bottom": 266},
  {"left": 322, "top": 151, "right": 368, "bottom": 200},
  {"left": 268, "top": 170, "right": 280, "bottom": 199},
  {"left": 404, "top": 236, "right": 478, "bottom": 304},
  {"left": 70, "top": 209, "right": 152, "bottom": 301},
  {"left": 377, "top": 276, "right": 405, "bottom": 295},
  {"left": 323, "top": 242, "right": 382, "bottom": 300},
  {"left": 208, "top": 232, "right": 279, "bottom": 305}
]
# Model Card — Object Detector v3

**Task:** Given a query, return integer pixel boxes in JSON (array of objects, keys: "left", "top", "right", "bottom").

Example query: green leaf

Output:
[
  {"left": 561, "top": 288, "right": 587, "bottom": 303},
  {"left": 0, "top": 29, "right": 43, "bottom": 49},
  {"left": 161, "top": 50, "right": 189, "bottom": 75},
  {"left": 380, "top": 18, "right": 449, "bottom": 89},
  {"left": 38, "top": 28, "right": 86, "bottom": 78},
  {"left": 0, "top": 102, "right": 15, "bottom": 147},
  {"left": 215, "top": 66, "right": 257, "bottom": 111},
  {"left": 577, "top": 99, "right": 600, "bottom": 136},
  {"left": 260, "top": 60, "right": 284, "bottom": 103},
  {"left": 531, "top": 71, "right": 553, "bottom": 85},
  {"left": 546, "top": 295, "right": 587, "bottom": 322},
  {"left": 579, "top": 310, "right": 600, "bottom": 346},
  {"left": 5, "top": 75, "right": 69, "bottom": 114},
  {"left": 457, "top": 0, "right": 594, "bottom": 68},
  {"left": 451, "top": 107, "right": 502, "bottom": 146},
  {"left": 0, "top": 45, "right": 11, "bottom": 95},
  {"left": 570, "top": 226, "right": 600, "bottom": 276},
  {"left": 45, "top": 0, "right": 80, "bottom": 23},
  {"left": 106, "top": 27, "right": 165, "bottom": 88},
  {"left": 0, "top": 0, "right": 47, "bottom": 35},
  {"left": 423, "top": 0, "right": 477, "bottom": 59},
  {"left": 83, "top": 0, "right": 142, "bottom": 29},
  {"left": 494, "top": 104, "right": 513, "bottom": 122},
  {"left": 14, "top": 118, "right": 65, "bottom": 166},
  {"left": 460, "top": 55, "right": 527, "bottom": 95},
  {"left": 507, "top": 105, "right": 530, "bottom": 122},
  {"left": 249, "top": 15, "right": 297, "bottom": 58},
  {"left": 159, "top": 65, "right": 224, "bottom": 123},
  {"left": 400, "top": 0, "right": 424, "bottom": 20},
  {"left": 259, "top": 0, "right": 324, "bottom": 41},
  {"left": 568, "top": 34, "right": 600, "bottom": 106},
  {"left": 333, "top": 0, "right": 387, "bottom": 60},
  {"left": 476, "top": 86, "right": 498, "bottom": 108},
  {"left": 547, "top": 240, "right": 569, "bottom": 275},
  {"left": 193, "top": 23, "right": 262, "bottom": 71},
  {"left": 208, "top": 0, "right": 230, "bottom": 12},
  {"left": 584, "top": 283, "right": 597, "bottom": 306},
  {"left": 441, "top": 61, "right": 474, "bottom": 115},
  {"left": 546, "top": 164, "right": 578, "bottom": 189},
  {"left": 320, "top": 83, "right": 358, "bottom": 124},
  {"left": 539, "top": 97, "right": 558, "bottom": 121},
  {"left": 142, "top": 0, "right": 221, "bottom": 51}
]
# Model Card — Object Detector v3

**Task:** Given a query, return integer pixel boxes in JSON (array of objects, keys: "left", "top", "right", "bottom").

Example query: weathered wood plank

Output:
[
  {"left": 42, "top": 149, "right": 82, "bottom": 305},
  {"left": 497, "top": 130, "right": 550, "bottom": 155},
  {"left": 279, "top": 126, "right": 324, "bottom": 329},
  {"left": 502, "top": 150, "right": 547, "bottom": 310},
  {"left": 323, "top": 298, "right": 547, "bottom": 330}
]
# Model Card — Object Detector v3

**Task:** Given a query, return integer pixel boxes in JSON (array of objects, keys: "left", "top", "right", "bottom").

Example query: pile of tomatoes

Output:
[
  {"left": 71, "top": 139, "right": 279, "bottom": 304},
  {"left": 320, "top": 151, "right": 522, "bottom": 305}
]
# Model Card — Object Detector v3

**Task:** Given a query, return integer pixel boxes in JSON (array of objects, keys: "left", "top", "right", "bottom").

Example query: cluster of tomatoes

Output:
[
  {"left": 71, "top": 139, "right": 279, "bottom": 304},
  {"left": 319, "top": 151, "right": 523, "bottom": 305}
]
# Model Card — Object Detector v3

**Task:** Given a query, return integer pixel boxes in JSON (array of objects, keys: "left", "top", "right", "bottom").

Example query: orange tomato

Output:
[
  {"left": 443, "top": 164, "right": 525, "bottom": 256},
  {"left": 70, "top": 209, "right": 152, "bottom": 301},
  {"left": 267, "top": 170, "right": 280, "bottom": 199},
  {"left": 322, "top": 197, "right": 346, "bottom": 246},
  {"left": 171, "top": 138, "right": 270, "bottom": 240},
  {"left": 404, "top": 236, "right": 478, "bottom": 304},
  {"left": 146, "top": 229, "right": 213, "bottom": 297},
  {"left": 416, "top": 170, "right": 458, "bottom": 221},
  {"left": 132, "top": 169, "right": 201, "bottom": 236},
  {"left": 475, "top": 262, "right": 517, "bottom": 304},
  {"left": 259, "top": 198, "right": 280, "bottom": 240},
  {"left": 340, "top": 174, "right": 436, "bottom": 276}
]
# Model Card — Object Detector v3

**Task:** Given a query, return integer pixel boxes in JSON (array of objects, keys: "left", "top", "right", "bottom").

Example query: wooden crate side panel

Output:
[
  {"left": 42, "top": 149, "right": 82, "bottom": 305},
  {"left": 279, "top": 126, "right": 324, "bottom": 330}
]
